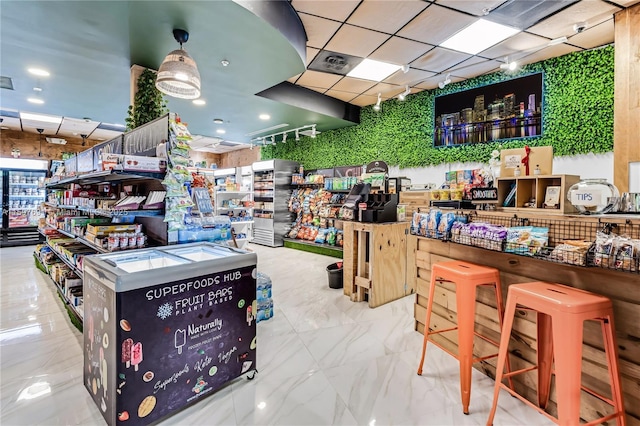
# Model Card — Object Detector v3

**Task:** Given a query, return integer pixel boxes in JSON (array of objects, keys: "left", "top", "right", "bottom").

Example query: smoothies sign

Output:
[{"left": 84, "top": 266, "right": 257, "bottom": 426}]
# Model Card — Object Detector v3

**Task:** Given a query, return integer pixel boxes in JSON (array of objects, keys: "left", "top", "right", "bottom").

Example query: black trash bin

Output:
[{"left": 326, "top": 262, "right": 343, "bottom": 289}]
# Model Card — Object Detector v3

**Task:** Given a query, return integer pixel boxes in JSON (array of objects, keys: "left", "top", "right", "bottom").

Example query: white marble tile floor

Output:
[{"left": 0, "top": 244, "right": 553, "bottom": 425}]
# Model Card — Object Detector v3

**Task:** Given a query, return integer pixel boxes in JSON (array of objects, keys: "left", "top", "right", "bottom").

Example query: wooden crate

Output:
[{"left": 399, "top": 191, "right": 431, "bottom": 221}]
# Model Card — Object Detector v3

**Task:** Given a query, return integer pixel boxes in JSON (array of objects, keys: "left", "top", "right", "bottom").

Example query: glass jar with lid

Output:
[{"left": 567, "top": 179, "right": 619, "bottom": 214}]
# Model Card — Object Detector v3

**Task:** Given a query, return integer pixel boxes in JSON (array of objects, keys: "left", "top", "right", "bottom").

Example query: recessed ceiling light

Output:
[
  {"left": 33, "top": 87, "right": 42, "bottom": 92},
  {"left": 192, "top": 99, "right": 206, "bottom": 105},
  {"left": 259, "top": 114, "right": 270, "bottom": 120},
  {"left": 19, "top": 112, "right": 62, "bottom": 124},
  {"left": 216, "top": 129, "right": 226, "bottom": 134},
  {"left": 28, "top": 68, "right": 50, "bottom": 77},
  {"left": 73, "top": 132, "right": 78, "bottom": 135},
  {"left": 347, "top": 59, "right": 402, "bottom": 82},
  {"left": 27, "top": 98, "right": 44, "bottom": 104},
  {"left": 440, "top": 19, "right": 520, "bottom": 55},
  {"left": 213, "top": 118, "right": 224, "bottom": 124},
  {"left": 0, "top": 126, "right": 9, "bottom": 130}
]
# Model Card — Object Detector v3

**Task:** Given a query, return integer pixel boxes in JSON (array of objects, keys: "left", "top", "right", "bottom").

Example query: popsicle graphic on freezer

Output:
[
  {"left": 89, "top": 315, "right": 94, "bottom": 351},
  {"left": 122, "top": 338, "right": 133, "bottom": 368},
  {"left": 99, "top": 347, "right": 107, "bottom": 398},
  {"left": 131, "top": 342, "right": 143, "bottom": 371},
  {"left": 175, "top": 329, "right": 186, "bottom": 354}
]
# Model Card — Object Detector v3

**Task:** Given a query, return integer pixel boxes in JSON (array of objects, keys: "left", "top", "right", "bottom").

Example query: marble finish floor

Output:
[{"left": 0, "top": 244, "right": 553, "bottom": 425}]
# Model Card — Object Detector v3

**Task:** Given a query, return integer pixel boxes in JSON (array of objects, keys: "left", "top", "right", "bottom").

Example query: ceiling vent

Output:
[
  {"left": 308, "top": 50, "right": 364, "bottom": 76},
  {"left": 0, "top": 76, "right": 14, "bottom": 90},
  {"left": 485, "top": 0, "right": 579, "bottom": 29}
]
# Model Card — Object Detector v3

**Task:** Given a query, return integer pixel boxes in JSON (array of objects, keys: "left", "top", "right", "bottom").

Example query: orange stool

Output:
[
  {"left": 487, "top": 282, "right": 626, "bottom": 426},
  {"left": 417, "top": 260, "right": 512, "bottom": 414}
]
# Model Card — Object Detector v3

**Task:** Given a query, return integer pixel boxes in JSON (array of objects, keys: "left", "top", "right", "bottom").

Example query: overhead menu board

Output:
[
  {"left": 77, "top": 148, "right": 95, "bottom": 173},
  {"left": 94, "top": 136, "right": 123, "bottom": 171},
  {"left": 123, "top": 115, "right": 169, "bottom": 157}
]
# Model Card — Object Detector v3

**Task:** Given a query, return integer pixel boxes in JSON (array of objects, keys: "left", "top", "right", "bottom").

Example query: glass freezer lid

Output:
[
  {"left": 101, "top": 249, "right": 190, "bottom": 273},
  {"left": 161, "top": 244, "right": 239, "bottom": 262}
]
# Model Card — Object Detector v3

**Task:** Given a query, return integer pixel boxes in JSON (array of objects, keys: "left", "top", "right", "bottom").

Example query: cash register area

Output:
[{"left": 0, "top": 244, "right": 551, "bottom": 425}]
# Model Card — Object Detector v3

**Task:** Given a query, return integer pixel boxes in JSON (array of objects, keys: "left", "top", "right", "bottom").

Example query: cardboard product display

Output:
[{"left": 500, "top": 146, "right": 553, "bottom": 177}]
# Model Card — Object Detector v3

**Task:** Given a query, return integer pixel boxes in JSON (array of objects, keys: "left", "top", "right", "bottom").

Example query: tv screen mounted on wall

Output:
[{"left": 434, "top": 72, "right": 543, "bottom": 147}]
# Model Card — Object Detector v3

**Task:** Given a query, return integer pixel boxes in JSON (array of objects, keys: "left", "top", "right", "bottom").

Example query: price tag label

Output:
[{"left": 571, "top": 189, "right": 603, "bottom": 206}]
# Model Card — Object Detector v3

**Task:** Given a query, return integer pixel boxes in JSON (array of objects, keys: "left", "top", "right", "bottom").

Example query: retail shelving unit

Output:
[
  {"left": 213, "top": 166, "right": 254, "bottom": 249},
  {"left": 252, "top": 159, "right": 299, "bottom": 247}
]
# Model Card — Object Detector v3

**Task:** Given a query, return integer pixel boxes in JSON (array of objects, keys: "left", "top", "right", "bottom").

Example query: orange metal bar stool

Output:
[
  {"left": 417, "top": 260, "right": 513, "bottom": 415},
  {"left": 487, "top": 282, "right": 626, "bottom": 426}
]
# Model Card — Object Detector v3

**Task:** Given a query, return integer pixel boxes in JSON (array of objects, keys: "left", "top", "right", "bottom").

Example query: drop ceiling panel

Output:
[
  {"left": 287, "top": 73, "right": 302, "bottom": 83},
  {"left": 346, "top": 0, "right": 429, "bottom": 34},
  {"left": 298, "top": 85, "right": 327, "bottom": 95},
  {"left": 449, "top": 59, "right": 501, "bottom": 79},
  {"left": 296, "top": 70, "right": 343, "bottom": 89},
  {"left": 324, "top": 89, "right": 358, "bottom": 103},
  {"left": 88, "top": 128, "right": 123, "bottom": 141},
  {"left": 364, "top": 82, "right": 403, "bottom": 98},
  {"left": 397, "top": 5, "right": 477, "bottom": 46},
  {"left": 297, "top": 13, "right": 342, "bottom": 49},
  {"left": 383, "top": 68, "right": 435, "bottom": 86},
  {"left": 306, "top": 47, "right": 321, "bottom": 66},
  {"left": 0, "top": 116, "right": 21, "bottom": 130},
  {"left": 479, "top": 32, "right": 549, "bottom": 60},
  {"left": 610, "top": 0, "right": 640, "bottom": 5},
  {"left": 566, "top": 18, "right": 614, "bottom": 49},
  {"left": 484, "top": 0, "right": 579, "bottom": 30},
  {"left": 20, "top": 120, "right": 60, "bottom": 131},
  {"left": 436, "top": 0, "right": 506, "bottom": 17},
  {"left": 22, "top": 125, "right": 59, "bottom": 135},
  {"left": 369, "top": 37, "right": 435, "bottom": 65},
  {"left": 330, "top": 77, "right": 377, "bottom": 94},
  {"left": 324, "top": 24, "right": 390, "bottom": 58},
  {"left": 349, "top": 93, "right": 381, "bottom": 107},
  {"left": 58, "top": 117, "right": 99, "bottom": 137},
  {"left": 411, "top": 47, "right": 471, "bottom": 73},
  {"left": 519, "top": 43, "right": 581, "bottom": 65},
  {"left": 291, "top": 0, "right": 360, "bottom": 22},
  {"left": 527, "top": 0, "right": 621, "bottom": 39}
]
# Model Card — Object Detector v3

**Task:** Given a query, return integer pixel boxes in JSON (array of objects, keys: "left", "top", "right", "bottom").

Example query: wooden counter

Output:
[
  {"left": 343, "top": 221, "right": 415, "bottom": 308},
  {"left": 412, "top": 211, "right": 640, "bottom": 424}
]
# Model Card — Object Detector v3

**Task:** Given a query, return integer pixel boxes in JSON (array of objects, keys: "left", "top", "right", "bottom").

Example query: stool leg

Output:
[
  {"left": 417, "top": 268, "right": 439, "bottom": 376},
  {"left": 487, "top": 295, "right": 517, "bottom": 426},
  {"left": 551, "top": 315, "right": 584, "bottom": 426},
  {"left": 601, "top": 314, "right": 626, "bottom": 426},
  {"left": 456, "top": 282, "right": 477, "bottom": 415},
  {"left": 492, "top": 279, "right": 514, "bottom": 391},
  {"left": 537, "top": 312, "right": 554, "bottom": 409}
]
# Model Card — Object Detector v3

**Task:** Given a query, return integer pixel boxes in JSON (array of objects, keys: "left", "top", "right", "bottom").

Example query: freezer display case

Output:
[
  {"left": 83, "top": 243, "right": 257, "bottom": 426},
  {"left": 1, "top": 158, "right": 48, "bottom": 246}
]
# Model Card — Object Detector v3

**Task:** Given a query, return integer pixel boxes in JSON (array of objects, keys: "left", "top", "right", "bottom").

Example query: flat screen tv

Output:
[{"left": 434, "top": 73, "right": 543, "bottom": 147}]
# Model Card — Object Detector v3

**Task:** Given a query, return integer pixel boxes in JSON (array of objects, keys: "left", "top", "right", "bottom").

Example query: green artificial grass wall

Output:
[{"left": 262, "top": 46, "right": 614, "bottom": 169}]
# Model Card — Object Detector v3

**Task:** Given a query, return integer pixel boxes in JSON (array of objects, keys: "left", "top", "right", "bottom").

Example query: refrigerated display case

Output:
[
  {"left": 1, "top": 158, "right": 48, "bottom": 246},
  {"left": 83, "top": 242, "right": 257, "bottom": 426},
  {"left": 252, "top": 159, "right": 298, "bottom": 247}
]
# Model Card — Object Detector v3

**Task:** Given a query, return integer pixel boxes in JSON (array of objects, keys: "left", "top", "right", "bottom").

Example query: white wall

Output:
[{"left": 390, "top": 152, "right": 614, "bottom": 187}]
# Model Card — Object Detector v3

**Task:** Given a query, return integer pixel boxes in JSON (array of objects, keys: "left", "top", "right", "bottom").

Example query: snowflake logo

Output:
[{"left": 157, "top": 303, "right": 173, "bottom": 320}]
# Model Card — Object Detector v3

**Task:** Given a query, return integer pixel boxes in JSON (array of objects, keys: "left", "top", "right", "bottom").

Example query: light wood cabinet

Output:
[{"left": 497, "top": 174, "right": 580, "bottom": 214}]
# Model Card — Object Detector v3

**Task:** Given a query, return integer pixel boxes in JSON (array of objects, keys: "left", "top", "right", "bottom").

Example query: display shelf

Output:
[
  {"left": 75, "top": 236, "right": 108, "bottom": 254},
  {"left": 283, "top": 238, "right": 343, "bottom": 258},
  {"left": 55, "top": 228, "right": 77, "bottom": 239},
  {"left": 34, "top": 253, "right": 84, "bottom": 323},
  {"left": 230, "top": 220, "right": 254, "bottom": 226},
  {"left": 12, "top": 182, "right": 40, "bottom": 186},
  {"left": 45, "top": 242, "right": 86, "bottom": 277},
  {"left": 8, "top": 194, "right": 44, "bottom": 198},
  {"left": 216, "top": 190, "right": 251, "bottom": 195},
  {"left": 46, "top": 170, "right": 164, "bottom": 189},
  {"left": 496, "top": 174, "right": 580, "bottom": 214},
  {"left": 253, "top": 196, "right": 273, "bottom": 202}
]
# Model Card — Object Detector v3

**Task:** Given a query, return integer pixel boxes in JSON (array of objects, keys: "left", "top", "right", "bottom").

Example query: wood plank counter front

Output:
[{"left": 412, "top": 213, "right": 640, "bottom": 424}]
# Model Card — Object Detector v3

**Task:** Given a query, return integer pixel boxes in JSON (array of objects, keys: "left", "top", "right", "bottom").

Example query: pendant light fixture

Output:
[{"left": 156, "top": 29, "right": 201, "bottom": 99}]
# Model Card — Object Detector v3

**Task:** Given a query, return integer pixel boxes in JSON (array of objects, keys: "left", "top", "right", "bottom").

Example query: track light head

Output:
[
  {"left": 310, "top": 125, "right": 317, "bottom": 138},
  {"left": 373, "top": 93, "right": 382, "bottom": 112},
  {"left": 398, "top": 85, "right": 411, "bottom": 101},
  {"left": 295, "top": 129, "right": 300, "bottom": 141}
]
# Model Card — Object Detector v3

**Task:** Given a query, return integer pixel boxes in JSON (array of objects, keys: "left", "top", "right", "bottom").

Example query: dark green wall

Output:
[{"left": 262, "top": 45, "right": 614, "bottom": 169}]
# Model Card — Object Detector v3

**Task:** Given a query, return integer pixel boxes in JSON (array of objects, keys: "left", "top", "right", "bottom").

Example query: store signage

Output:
[
  {"left": 123, "top": 119, "right": 168, "bottom": 157},
  {"left": 84, "top": 266, "right": 256, "bottom": 426},
  {"left": 65, "top": 155, "right": 77, "bottom": 175},
  {"left": 364, "top": 160, "right": 388, "bottom": 174},
  {"left": 571, "top": 189, "right": 604, "bottom": 206},
  {"left": 93, "top": 136, "right": 123, "bottom": 170},
  {"left": 471, "top": 187, "right": 498, "bottom": 201},
  {"left": 334, "top": 165, "right": 362, "bottom": 178},
  {"left": 193, "top": 188, "right": 214, "bottom": 214},
  {"left": 77, "top": 149, "right": 94, "bottom": 173},
  {"left": 504, "top": 155, "right": 521, "bottom": 169}
]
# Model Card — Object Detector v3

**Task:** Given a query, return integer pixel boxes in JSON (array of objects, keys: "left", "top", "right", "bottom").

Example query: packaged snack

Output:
[
  {"left": 307, "top": 227, "right": 318, "bottom": 241},
  {"left": 505, "top": 226, "right": 548, "bottom": 255},
  {"left": 336, "top": 230, "right": 344, "bottom": 247},
  {"left": 411, "top": 212, "right": 424, "bottom": 235},
  {"left": 425, "top": 209, "right": 442, "bottom": 238},
  {"left": 437, "top": 212, "right": 456, "bottom": 239},
  {"left": 612, "top": 236, "right": 637, "bottom": 271},
  {"left": 593, "top": 231, "right": 614, "bottom": 267},
  {"left": 315, "top": 228, "right": 328, "bottom": 244},
  {"left": 170, "top": 121, "right": 193, "bottom": 140},
  {"left": 548, "top": 240, "right": 592, "bottom": 266},
  {"left": 326, "top": 228, "right": 337, "bottom": 246}
]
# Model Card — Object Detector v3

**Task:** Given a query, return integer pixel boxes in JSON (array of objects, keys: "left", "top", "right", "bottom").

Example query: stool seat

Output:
[
  {"left": 417, "top": 261, "right": 512, "bottom": 415},
  {"left": 487, "top": 282, "right": 626, "bottom": 426},
  {"left": 509, "top": 282, "right": 612, "bottom": 314}
]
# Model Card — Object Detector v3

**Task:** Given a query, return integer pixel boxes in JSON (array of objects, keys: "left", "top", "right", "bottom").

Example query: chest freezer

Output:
[{"left": 83, "top": 243, "right": 257, "bottom": 426}]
